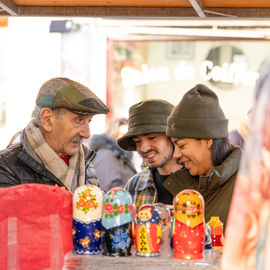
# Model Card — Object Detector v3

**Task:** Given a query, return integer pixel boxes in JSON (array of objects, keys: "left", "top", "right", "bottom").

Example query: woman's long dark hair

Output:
[{"left": 211, "top": 138, "right": 232, "bottom": 166}]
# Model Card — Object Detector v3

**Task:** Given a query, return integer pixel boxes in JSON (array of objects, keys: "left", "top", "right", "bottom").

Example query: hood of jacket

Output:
[{"left": 90, "top": 134, "right": 133, "bottom": 162}]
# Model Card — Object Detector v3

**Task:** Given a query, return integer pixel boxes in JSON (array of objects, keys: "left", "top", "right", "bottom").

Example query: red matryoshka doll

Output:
[
  {"left": 173, "top": 189, "right": 205, "bottom": 260},
  {"left": 135, "top": 204, "right": 162, "bottom": 257}
]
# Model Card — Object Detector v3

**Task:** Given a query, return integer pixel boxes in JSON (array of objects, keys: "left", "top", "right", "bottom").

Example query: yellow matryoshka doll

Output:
[
  {"left": 135, "top": 204, "right": 162, "bottom": 257},
  {"left": 173, "top": 189, "right": 205, "bottom": 260}
]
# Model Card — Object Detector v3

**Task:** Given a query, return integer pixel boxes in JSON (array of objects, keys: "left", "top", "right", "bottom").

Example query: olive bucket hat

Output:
[{"left": 117, "top": 99, "right": 174, "bottom": 151}]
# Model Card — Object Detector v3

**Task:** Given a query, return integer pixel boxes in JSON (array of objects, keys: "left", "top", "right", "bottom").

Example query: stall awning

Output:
[{"left": 1, "top": 0, "right": 270, "bottom": 18}]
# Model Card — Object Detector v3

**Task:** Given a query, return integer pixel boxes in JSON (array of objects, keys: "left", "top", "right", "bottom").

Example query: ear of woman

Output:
[{"left": 207, "top": 138, "right": 213, "bottom": 149}]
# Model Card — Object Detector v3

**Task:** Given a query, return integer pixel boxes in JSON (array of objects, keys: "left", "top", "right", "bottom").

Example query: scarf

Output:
[{"left": 25, "top": 121, "right": 85, "bottom": 192}]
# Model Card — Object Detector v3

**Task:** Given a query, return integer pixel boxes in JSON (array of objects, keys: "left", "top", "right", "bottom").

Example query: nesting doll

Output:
[
  {"left": 204, "top": 223, "right": 212, "bottom": 249},
  {"left": 154, "top": 203, "right": 171, "bottom": 255},
  {"left": 101, "top": 187, "right": 133, "bottom": 256},
  {"left": 135, "top": 204, "right": 162, "bottom": 257},
  {"left": 72, "top": 185, "right": 104, "bottom": 255},
  {"left": 173, "top": 189, "right": 205, "bottom": 260}
]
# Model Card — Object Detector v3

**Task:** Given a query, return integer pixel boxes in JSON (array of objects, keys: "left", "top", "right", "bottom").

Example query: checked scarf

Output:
[{"left": 25, "top": 121, "right": 85, "bottom": 192}]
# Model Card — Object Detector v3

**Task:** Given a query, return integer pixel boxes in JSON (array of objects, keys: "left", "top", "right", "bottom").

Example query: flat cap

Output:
[{"left": 36, "top": 77, "right": 109, "bottom": 115}]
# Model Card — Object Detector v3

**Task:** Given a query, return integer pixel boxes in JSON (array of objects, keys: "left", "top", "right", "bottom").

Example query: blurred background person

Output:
[
  {"left": 89, "top": 118, "right": 137, "bottom": 192},
  {"left": 229, "top": 107, "right": 252, "bottom": 149}
]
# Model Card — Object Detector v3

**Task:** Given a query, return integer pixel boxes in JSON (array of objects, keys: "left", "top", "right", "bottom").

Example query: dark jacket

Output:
[
  {"left": 163, "top": 146, "right": 242, "bottom": 231},
  {"left": 90, "top": 134, "right": 136, "bottom": 192},
  {"left": 0, "top": 133, "right": 99, "bottom": 189}
]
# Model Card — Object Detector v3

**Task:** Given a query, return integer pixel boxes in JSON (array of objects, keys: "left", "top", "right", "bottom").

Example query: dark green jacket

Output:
[{"left": 163, "top": 146, "right": 242, "bottom": 231}]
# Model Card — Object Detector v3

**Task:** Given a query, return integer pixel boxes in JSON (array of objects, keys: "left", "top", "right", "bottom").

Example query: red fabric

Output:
[
  {"left": 60, "top": 155, "right": 70, "bottom": 166},
  {"left": 0, "top": 184, "right": 73, "bottom": 270}
]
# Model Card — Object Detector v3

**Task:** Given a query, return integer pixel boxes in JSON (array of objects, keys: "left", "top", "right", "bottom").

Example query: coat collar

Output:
[{"left": 163, "top": 146, "right": 242, "bottom": 197}]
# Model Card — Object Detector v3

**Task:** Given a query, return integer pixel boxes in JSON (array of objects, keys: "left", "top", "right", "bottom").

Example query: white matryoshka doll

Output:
[
  {"left": 72, "top": 185, "right": 104, "bottom": 255},
  {"left": 135, "top": 204, "right": 162, "bottom": 257},
  {"left": 101, "top": 187, "right": 133, "bottom": 256},
  {"left": 173, "top": 189, "right": 205, "bottom": 260}
]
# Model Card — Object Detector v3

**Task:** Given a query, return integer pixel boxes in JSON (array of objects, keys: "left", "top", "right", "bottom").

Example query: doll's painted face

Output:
[{"left": 138, "top": 207, "right": 153, "bottom": 221}]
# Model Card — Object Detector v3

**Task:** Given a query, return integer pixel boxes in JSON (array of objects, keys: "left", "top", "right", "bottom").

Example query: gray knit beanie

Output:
[
  {"left": 117, "top": 99, "right": 174, "bottom": 151},
  {"left": 166, "top": 84, "right": 228, "bottom": 139}
]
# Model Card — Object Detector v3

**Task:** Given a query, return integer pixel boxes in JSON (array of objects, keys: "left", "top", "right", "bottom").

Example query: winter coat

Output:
[
  {"left": 0, "top": 132, "right": 99, "bottom": 189},
  {"left": 163, "top": 146, "right": 242, "bottom": 230},
  {"left": 89, "top": 134, "right": 136, "bottom": 192}
]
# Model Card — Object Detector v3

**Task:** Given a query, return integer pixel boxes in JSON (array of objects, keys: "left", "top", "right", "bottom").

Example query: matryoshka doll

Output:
[
  {"left": 154, "top": 203, "right": 171, "bottom": 255},
  {"left": 101, "top": 187, "right": 133, "bottom": 256},
  {"left": 72, "top": 185, "right": 104, "bottom": 255},
  {"left": 135, "top": 204, "right": 162, "bottom": 257},
  {"left": 173, "top": 189, "right": 205, "bottom": 260}
]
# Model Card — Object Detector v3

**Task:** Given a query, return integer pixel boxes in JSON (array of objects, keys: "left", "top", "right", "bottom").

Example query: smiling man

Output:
[
  {"left": 117, "top": 99, "right": 182, "bottom": 210},
  {"left": 0, "top": 77, "right": 109, "bottom": 192},
  {"left": 165, "top": 84, "right": 242, "bottom": 230}
]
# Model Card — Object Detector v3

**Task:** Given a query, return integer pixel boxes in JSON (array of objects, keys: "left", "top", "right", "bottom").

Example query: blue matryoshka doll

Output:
[
  {"left": 72, "top": 185, "right": 104, "bottom": 255},
  {"left": 101, "top": 187, "right": 134, "bottom": 256}
]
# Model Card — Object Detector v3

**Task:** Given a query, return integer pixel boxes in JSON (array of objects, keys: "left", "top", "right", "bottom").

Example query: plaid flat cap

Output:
[{"left": 36, "top": 77, "right": 109, "bottom": 115}]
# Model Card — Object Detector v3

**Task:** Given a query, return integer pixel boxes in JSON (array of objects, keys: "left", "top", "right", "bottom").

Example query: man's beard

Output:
[{"left": 145, "top": 149, "right": 174, "bottom": 169}]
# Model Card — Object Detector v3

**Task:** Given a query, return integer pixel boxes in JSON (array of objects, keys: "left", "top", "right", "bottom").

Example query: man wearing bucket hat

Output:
[
  {"left": 117, "top": 99, "right": 182, "bottom": 210},
  {"left": 0, "top": 77, "right": 109, "bottom": 192},
  {"left": 165, "top": 84, "right": 242, "bottom": 230}
]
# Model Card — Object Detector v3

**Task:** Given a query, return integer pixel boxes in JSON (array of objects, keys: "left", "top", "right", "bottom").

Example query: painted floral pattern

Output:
[
  {"left": 72, "top": 227, "right": 76, "bottom": 237},
  {"left": 93, "top": 229, "right": 101, "bottom": 240},
  {"left": 175, "top": 192, "right": 203, "bottom": 218},
  {"left": 80, "top": 236, "right": 90, "bottom": 248},
  {"left": 104, "top": 199, "right": 131, "bottom": 218},
  {"left": 75, "top": 187, "right": 99, "bottom": 214},
  {"left": 111, "top": 229, "right": 131, "bottom": 252}
]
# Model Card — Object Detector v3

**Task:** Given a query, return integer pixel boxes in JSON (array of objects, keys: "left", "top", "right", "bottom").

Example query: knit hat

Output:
[
  {"left": 35, "top": 77, "right": 109, "bottom": 115},
  {"left": 166, "top": 84, "right": 228, "bottom": 139},
  {"left": 117, "top": 99, "right": 174, "bottom": 151}
]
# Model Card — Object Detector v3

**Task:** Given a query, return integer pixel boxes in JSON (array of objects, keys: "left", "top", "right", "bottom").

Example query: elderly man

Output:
[
  {"left": 0, "top": 77, "right": 109, "bottom": 192},
  {"left": 165, "top": 84, "right": 242, "bottom": 230},
  {"left": 117, "top": 99, "right": 182, "bottom": 209}
]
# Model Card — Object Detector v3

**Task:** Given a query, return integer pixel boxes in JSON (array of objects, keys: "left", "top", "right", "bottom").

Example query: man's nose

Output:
[
  {"left": 138, "top": 140, "right": 151, "bottom": 154},
  {"left": 79, "top": 123, "right": 90, "bottom": 139},
  {"left": 173, "top": 146, "right": 182, "bottom": 159}
]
